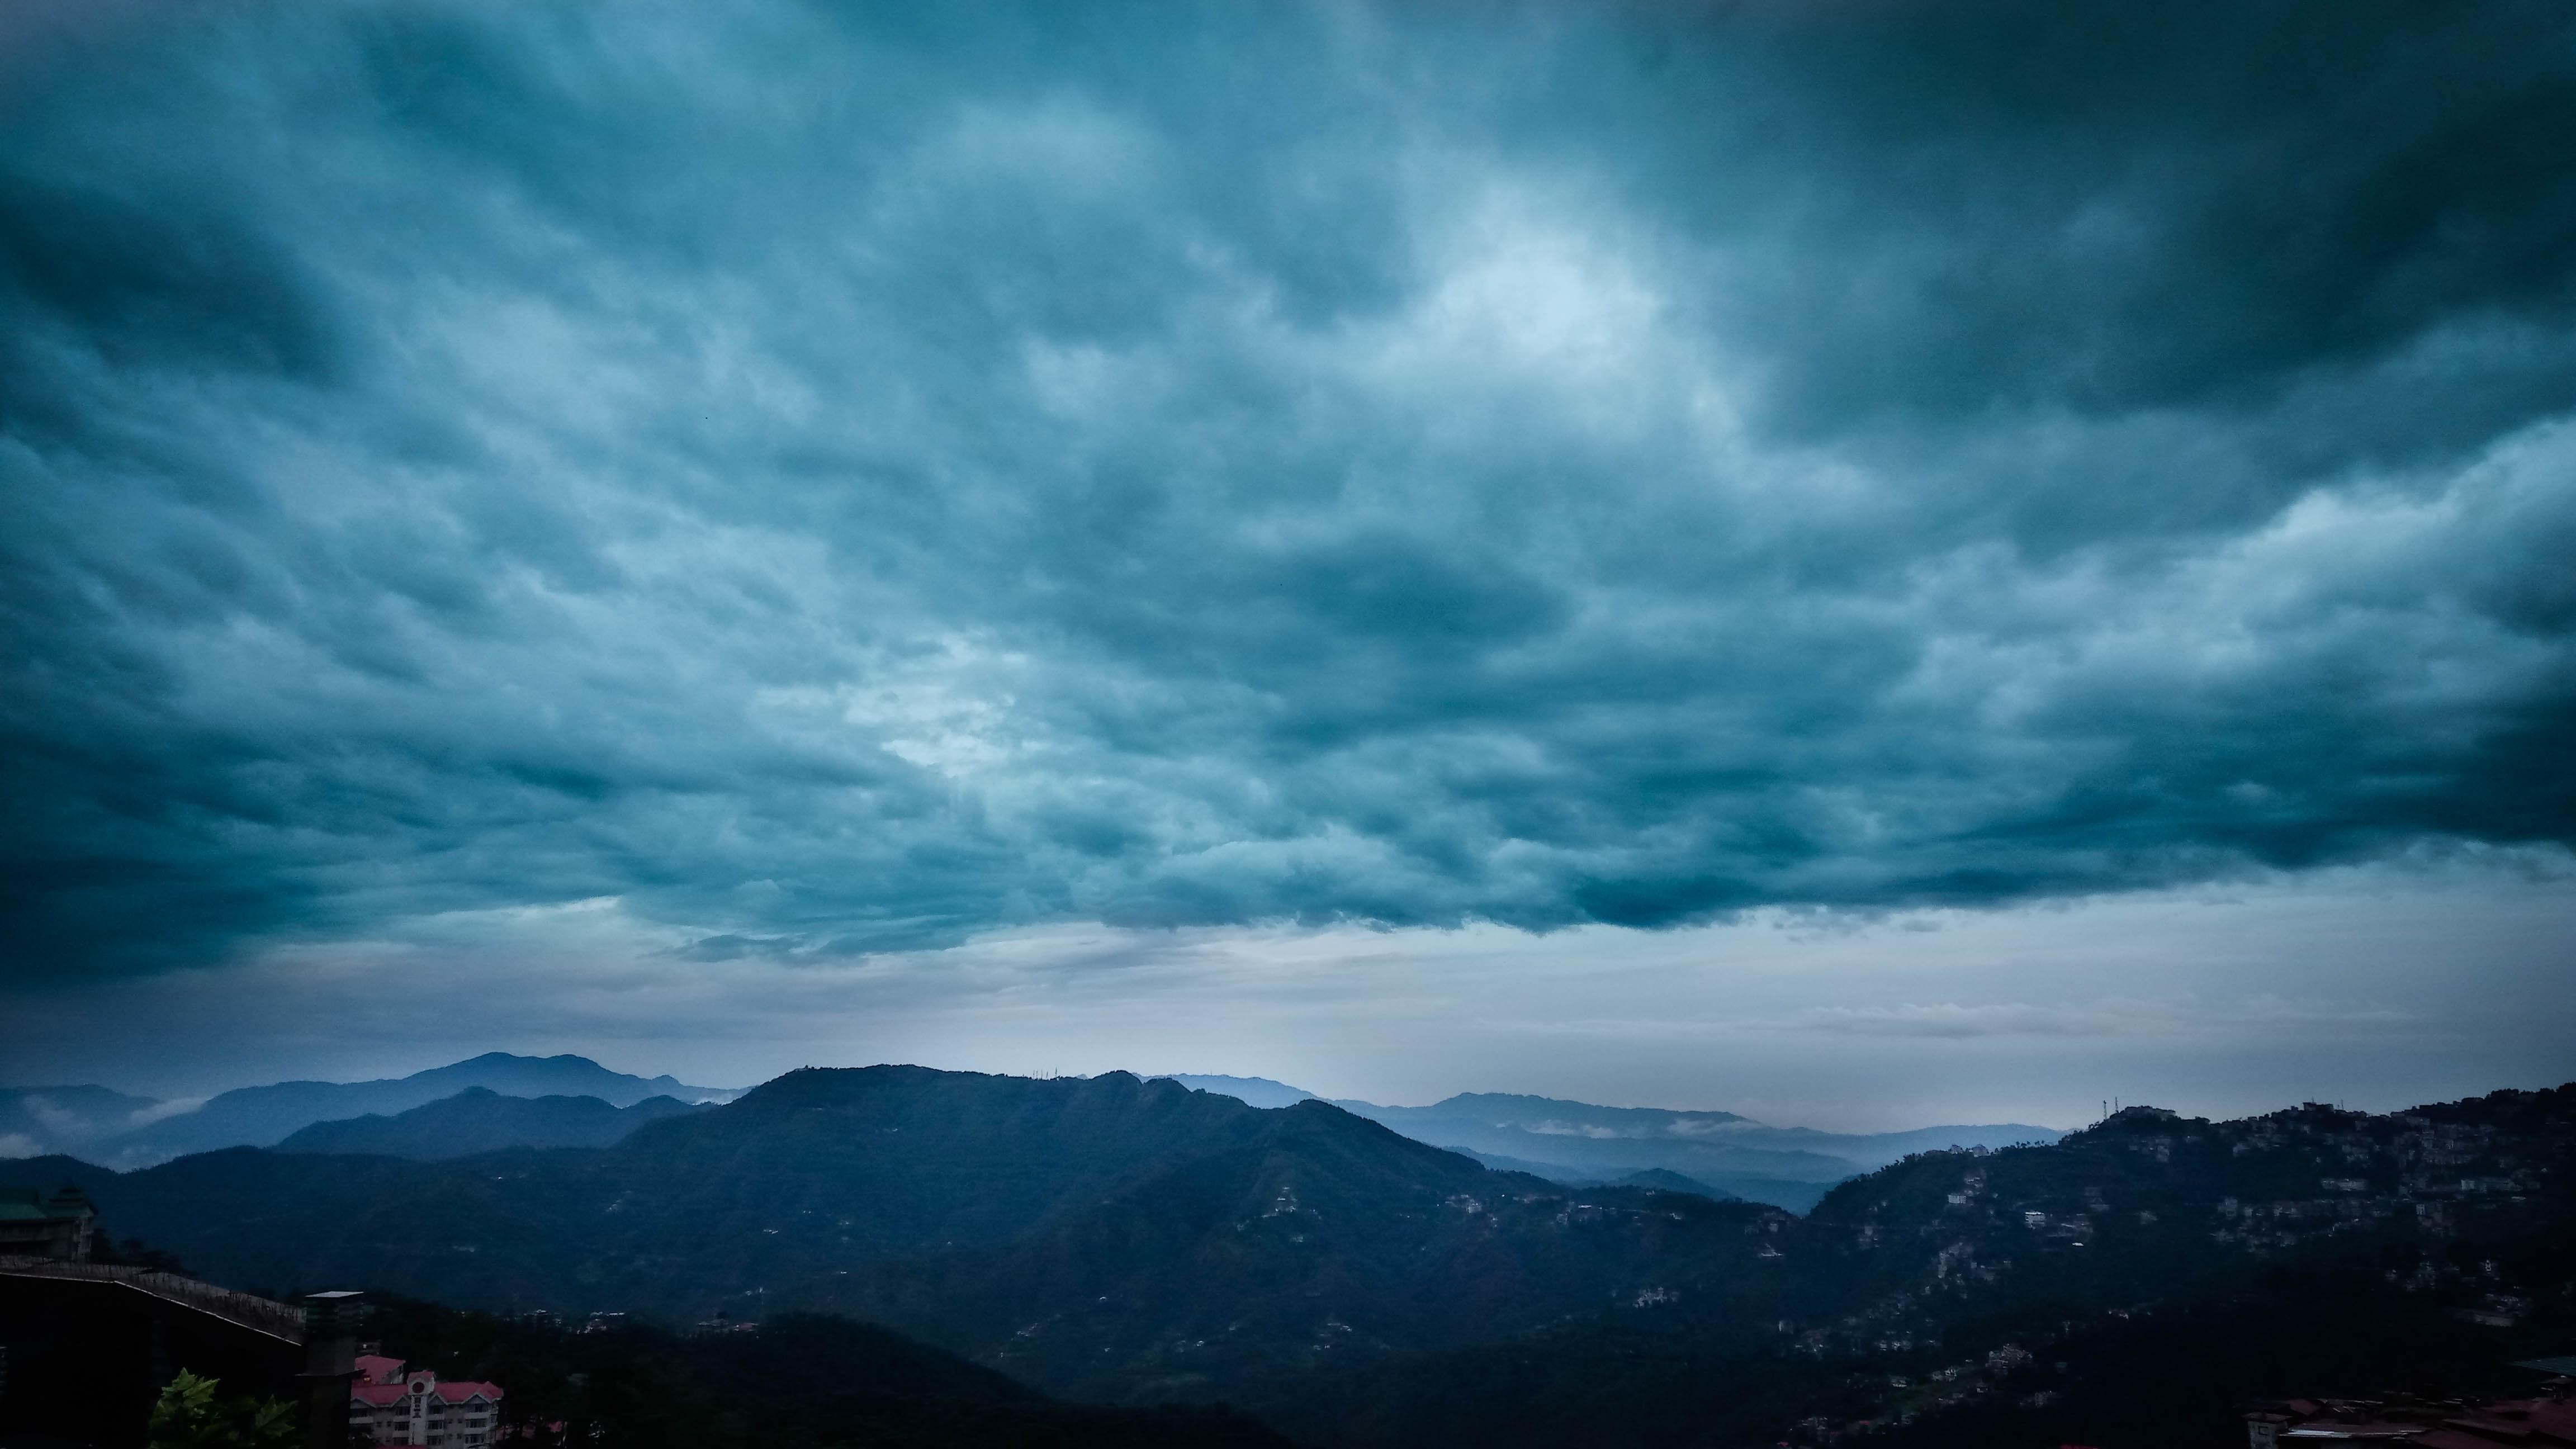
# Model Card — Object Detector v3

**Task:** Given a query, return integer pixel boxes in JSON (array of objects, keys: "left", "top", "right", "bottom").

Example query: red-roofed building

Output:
[{"left": 350, "top": 1352, "right": 505, "bottom": 1447}]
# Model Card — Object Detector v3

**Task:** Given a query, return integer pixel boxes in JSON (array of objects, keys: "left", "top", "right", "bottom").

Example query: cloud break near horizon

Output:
[{"left": 2, "top": 0, "right": 2571, "bottom": 1123}]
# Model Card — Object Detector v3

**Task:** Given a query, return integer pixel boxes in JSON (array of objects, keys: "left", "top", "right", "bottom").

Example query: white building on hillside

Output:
[{"left": 350, "top": 1353, "right": 504, "bottom": 1448}]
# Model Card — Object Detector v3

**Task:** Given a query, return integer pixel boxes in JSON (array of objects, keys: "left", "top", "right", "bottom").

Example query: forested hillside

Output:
[{"left": 8, "top": 1077, "right": 2568, "bottom": 1447}]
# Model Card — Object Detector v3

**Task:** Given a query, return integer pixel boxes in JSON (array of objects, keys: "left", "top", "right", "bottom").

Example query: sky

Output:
[{"left": 2, "top": 0, "right": 2572, "bottom": 1130}]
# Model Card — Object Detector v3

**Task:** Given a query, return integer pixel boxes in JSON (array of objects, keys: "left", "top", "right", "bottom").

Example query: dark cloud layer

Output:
[{"left": 3, "top": 0, "right": 2573, "bottom": 981}]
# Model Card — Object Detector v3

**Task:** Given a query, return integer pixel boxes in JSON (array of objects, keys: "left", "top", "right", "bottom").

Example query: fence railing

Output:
[{"left": 0, "top": 1256, "right": 305, "bottom": 1342}]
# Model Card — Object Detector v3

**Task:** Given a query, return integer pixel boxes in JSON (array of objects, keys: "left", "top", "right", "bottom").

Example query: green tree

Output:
[{"left": 147, "top": 1370, "right": 300, "bottom": 1449}]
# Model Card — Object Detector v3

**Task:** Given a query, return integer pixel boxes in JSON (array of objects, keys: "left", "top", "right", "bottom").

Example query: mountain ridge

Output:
[
  {"left": 1, "top": 1066, "right": 1783, "bottom": 1400},
  {"left": 9, "top": 1056, "right": 2056, "bottom": 1203},
  {"left": 1159, "top": 1080, "right": 2061, "bottom": 1208},
  {"left": 79, "top": 1054, "right": 740, "bottom": 1166},
  {"left": 0, "top": 1085, "right": 171, "bottom": 1158},
  {"left": 275, "top": 1087, "right": 707, "bottom": 1159},
  {"left": 5, "top": 1075, "right": 2567, "bottom": 1440}
]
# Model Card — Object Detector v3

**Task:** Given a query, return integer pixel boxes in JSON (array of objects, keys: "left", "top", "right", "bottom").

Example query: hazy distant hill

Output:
[
  {"left": 1437, "top": 1148, "right": 1758, "bottom": 1202},
  {"left": 1145, "top": 1079, "right": 2059, "bottom": 1207},
  {"left": 1436, "top": 1138, "right": 1840, "bottom": 1209},
  {"left": 1612, "top": 1167, "right": 1737, "bottom": 1200},
  {"left": 1337, "top": 1091, "right": 2058, "bottom": 1171},
  {"left": 94, "top": 1054, "right": 737, "bottom": 1165},
  {"left": 275, "top": 1087, "right": 707, "bottom": 1158},
  {"left": 1148, "top": 1074, "right": 1317, "bottom": 1109},
  {"left": 1329, "top": 1088, "right": 1854, "bottom": 1191},
  {"left": 0, "top": 1085, "right": 169, "bottom": 1158}
]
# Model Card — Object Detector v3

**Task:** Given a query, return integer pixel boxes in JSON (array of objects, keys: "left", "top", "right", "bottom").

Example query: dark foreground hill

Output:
[
  {"left": 275, "top": 1087, "right": 706, "bottom": 1158},
  {"left": 360, "top": 1297, "right": 1290, "bottom": 1449}
]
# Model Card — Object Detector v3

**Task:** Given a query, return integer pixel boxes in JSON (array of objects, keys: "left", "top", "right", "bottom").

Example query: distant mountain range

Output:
[
  {"left": 275, "top": 1087, "right": 707, "bottom": 1158},
  {"left": 1150, "top": 1074, "right": 1319, "bottom": 1110},
  {"left": 0, "top": 1054, "right": 737, "bottom": 1167},
  {"left": 4, "top": 1070, "right": 2569, "bottom": 1446},
  {"left": 1154, "top": 1074, "right": 2059, "bottom": 1209},
  {"left": 7, "top": 1058, "right": 2048, "bottom": 1204},
  {"left": 6, "top": 1067, "right": 1781, "bottom": 1400},
  {"left": 0, "top": 1085, "right": 170, "bottom": 1159},
  {"left": 28, "top": 1067, "right": 1745, "bottom": 1202}
]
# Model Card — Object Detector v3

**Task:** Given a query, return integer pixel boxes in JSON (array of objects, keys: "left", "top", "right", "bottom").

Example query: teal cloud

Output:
[{"left": 2, "top": 0, "right": 2572, "bottom": 979}]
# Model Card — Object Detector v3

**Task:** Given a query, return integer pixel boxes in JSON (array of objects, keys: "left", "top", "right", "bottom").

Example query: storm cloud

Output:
[{"left": 4, "top": 0, "right": 2574, "bottom": 983}]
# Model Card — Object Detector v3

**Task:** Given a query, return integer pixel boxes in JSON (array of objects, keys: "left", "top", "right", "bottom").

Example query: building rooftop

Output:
[
  {"left": 0, "top": 1186, "right": 92, "bottom": 1222},
  {"left": 349, "top": 1356, "right": 504, "bottom": 1407}
]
